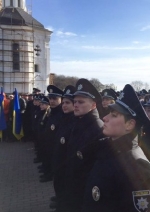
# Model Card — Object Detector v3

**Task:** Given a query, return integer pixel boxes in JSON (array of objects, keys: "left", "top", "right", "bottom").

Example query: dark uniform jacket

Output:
[
  {"left": 62, "top": 108, "right": 104, "bottom": 212},
  {"left": 23, "top": 100, "right": 34, "bottom": 140},
  {"left": 44, "top": 104, "right": 63, "bottom": 147},
  {"left": 37, "top": 108, "right": 50, "bottom": 133},
  {"left": 52, "top": 111, "right": 75, "bottom": 174},
  {"left": 43, "top": 104, "right": 63, "bottom": 171},
  {"left": 36, "top": 107, "right": 50, "bottom": 160},
  {"left": 81, "top": 133, "right": 150, "bottom": 212},
  {"left": 52, "top": 112, "right": 75, "bottom": 199},
  {"left": 32, "top": 105, "right": 41, "bottom": 132}
]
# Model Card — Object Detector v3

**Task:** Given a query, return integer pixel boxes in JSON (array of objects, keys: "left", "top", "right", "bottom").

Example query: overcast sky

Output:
[{"left": 27, "top": 0, "right": 150, "bottom": 90}]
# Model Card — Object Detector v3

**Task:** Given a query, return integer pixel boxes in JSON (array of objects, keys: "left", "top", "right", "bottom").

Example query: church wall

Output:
[
  {"left": 0, "top": 25, "right": 51, "bottom": 94},
  {"left": 33, "top": 28, "right": 51, "bottom": 94},
  {"left": 0, "top": 0, "right": 52, "bottom": 94}
]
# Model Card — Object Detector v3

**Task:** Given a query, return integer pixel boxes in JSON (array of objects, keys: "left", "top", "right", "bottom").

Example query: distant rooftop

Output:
[{"left": 0, "top": 7, "right": 45, "bottom": 29}]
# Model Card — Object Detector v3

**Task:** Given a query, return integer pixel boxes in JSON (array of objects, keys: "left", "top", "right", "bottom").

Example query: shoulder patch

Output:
[{"left": 132, "top": 190, "right": 150, "bottom": 212}]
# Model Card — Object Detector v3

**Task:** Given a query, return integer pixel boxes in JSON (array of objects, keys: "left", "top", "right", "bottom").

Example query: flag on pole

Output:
[
  {"left": 1, "top": 87, "right": 4, "bottom": 106},
  {"left": 0, "top": 89, "right": 6, "bottom": 139},
  {"left": 12, "top": 88, "right": 24, "bottom": 140}
]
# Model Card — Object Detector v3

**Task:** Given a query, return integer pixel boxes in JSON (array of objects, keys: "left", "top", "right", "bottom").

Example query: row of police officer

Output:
[{"left": 32, "top": 79, "right": 150, "bottom": 212}]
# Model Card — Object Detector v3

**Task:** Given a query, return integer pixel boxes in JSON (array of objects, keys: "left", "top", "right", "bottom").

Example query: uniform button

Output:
[
  {"left": 77, "top": 151, "right": 83, "bottom": 160},
  {"left": 92, "top": 186, "right": 100, "bottom": 201},
  {"left": 60, "top": 137, "right": 65, "bottom": 144},
  {"left": 50, "top": 124, "right": 55, "bottom": 130}
]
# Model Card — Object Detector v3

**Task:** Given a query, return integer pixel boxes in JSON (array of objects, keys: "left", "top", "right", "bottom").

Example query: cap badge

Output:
[
  {"left": 77, "top": 151, "right": 83, "bottom": 160},
  {"left": 66, "top": 89, "right": 71, "bottom": 94},
  {"left": 92, "top": 186, "right": 100, "bottom": 201},
  {"left": 104, "top": 92, "right": 108, "bottom": 96},
  {"left": 118, "top": 92, "right": 124, "bottom": 100},
  {"left": 77, "top": 84, "right": 83, "bottom": 91},
  {"left": 132, "top": 190, "right": 150, "bottom": 212},
  {"left": 51, "top": 124, "right": 55, "bottom": 131},
  {"left": 49, "top": 89, "right": 53, "bottom": 93},
  {"left": 60, "top": 137, "right": 65, "bottom": 144}
]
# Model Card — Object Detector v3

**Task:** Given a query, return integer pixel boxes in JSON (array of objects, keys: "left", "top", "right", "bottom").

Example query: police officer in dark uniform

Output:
[
  {"left": 50, "top": 85, "right": 76, "bottom": 210},
  {"left": 32, "top": 94, "right": 44, "bottom": 158},
  {"left": 33, "top": 87, "right": 41, "bottom": 94},
  {"left": 23, "top": 94, "right": 34, "bottom": 142},
  {"left": 101, "top": 88, "right": 117, "bottom": 118},
  {"left": 40, "top": 85, "right": 63, "bottom": 182},
  {"left": 60, "top": 78, "right": 104, "bottom": 212},
  {"left": 35, "top": 96, "right": 50, "bottom": 164},
  {"left": 81, "top": 84, "right": 150, "bottom": 212}
]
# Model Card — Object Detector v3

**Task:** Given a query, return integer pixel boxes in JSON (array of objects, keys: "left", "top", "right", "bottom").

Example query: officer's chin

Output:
[{"left": 74, "top": 110, "right": 81, "bottom": 116}]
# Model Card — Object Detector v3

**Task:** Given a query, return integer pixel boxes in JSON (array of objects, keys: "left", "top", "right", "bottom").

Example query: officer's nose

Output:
[{"left": 74, "top": 102, "right": 78, "bottom": 107}]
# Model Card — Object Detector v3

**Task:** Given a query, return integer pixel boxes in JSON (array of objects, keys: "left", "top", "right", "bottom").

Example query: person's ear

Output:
[
  {"left": 126, "top": 119, "right": 136, "bottom": 132},
  {"left": 91, "top": 101, "right": 96, "bottom": 109}
]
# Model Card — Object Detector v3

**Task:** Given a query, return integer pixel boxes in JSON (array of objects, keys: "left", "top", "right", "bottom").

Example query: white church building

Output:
[{"left": 0, "top": 0, "right": 52, "bottom": 94}]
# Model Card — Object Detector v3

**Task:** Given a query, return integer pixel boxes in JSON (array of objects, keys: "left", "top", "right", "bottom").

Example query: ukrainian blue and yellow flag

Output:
[
  {"left": 1, "top": 87, "right": 4, "bottom": 107},
  {"left": 0, "top": 87, "right": 6, "bottom": 139},
  {"left": 12, "top": 88, "right": 24, "bottom": 140}
]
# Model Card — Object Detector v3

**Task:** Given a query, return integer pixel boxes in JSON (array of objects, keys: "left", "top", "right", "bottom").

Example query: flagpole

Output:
[
  {"left": 0, "top": 87, "right": 6, "bottom": 142},
  {"left": 0, "top": 131, "right": 2, "bottom": 142}
]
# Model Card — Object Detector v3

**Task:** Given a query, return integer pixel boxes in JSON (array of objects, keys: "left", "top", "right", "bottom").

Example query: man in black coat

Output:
[
  {"left": 34, "top": 96, "right": 50, "bottom": 163},
  {"left": 59, "top": 79, "right": 104, "bottom": 212},
  {"left": 32, "top": 94, "right": 43, "bottom": 153},
  {"left": 39, "top": 85, "right": 63, "bottom": 182},
  {"left": 23, "top": 94, "right": 34, "bottom": 142}
]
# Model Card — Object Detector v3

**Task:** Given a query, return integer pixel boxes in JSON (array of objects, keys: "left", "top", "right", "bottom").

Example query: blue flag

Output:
[
  {"left": 12, "top": 88, "right": 24, "bottom": 140},
  {"left": 1, "top": 87, "right": 3, "bottom": 95},
  {"left": 0, "top": 87, "right": 4, "bottom": 106}
]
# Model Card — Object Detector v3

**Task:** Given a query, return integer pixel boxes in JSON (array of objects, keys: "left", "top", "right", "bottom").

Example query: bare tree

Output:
[
  {"left": 104, "top": 83, "right": 117, "bottom": 91},
  {"left": 89, "top": 78, "right": 104, "bottom": 91},
  {"left": 131, "top": 81, "right": 150, "bottom": 92},
  {"left": 144, "top": 83, "right": 149, "bottom": 91},
  {"left": 51, "top": 74, "right": 118, "bottom": 92},
  {"left": 53, "top": 75, "right": 78, "bottom": 90},
  {"left": 130, "top": 81, "right": 144, "bottom": 92}
]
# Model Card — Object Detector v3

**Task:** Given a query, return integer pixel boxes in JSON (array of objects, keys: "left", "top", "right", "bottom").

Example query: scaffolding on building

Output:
[
  {"left": 0, "top": 3, "right": 52, "bottom": 94},
  {"left": 0, "top": 25, "right": 35, "bottom": 93}
]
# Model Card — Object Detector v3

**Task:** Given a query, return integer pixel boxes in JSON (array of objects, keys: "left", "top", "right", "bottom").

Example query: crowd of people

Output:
[
  {"left": 1, "top": 79, "right": 150, "bottom": 212},
  {"left": 1, "top": 91, "right": 34, "bottom": 142}
]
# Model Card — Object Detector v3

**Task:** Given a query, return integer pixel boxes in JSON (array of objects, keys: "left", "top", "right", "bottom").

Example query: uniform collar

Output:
[
  {"left": 77, "top": 108, "right": 100, "bottom": 120},
  {"left": 110, "top": 132, "right": 138, "bottom": 153},
  {"left": 51, "top": 104, "right": 62, "bottom": 115}
]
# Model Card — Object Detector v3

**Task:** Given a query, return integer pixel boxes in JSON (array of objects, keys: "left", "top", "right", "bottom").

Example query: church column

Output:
[
  {"left": 2, "top": 0, "right": 13, "bottom": 7},
  {"left": 13, "top": 0, "right": 17, "bottom": 7},
  {"left": 2, "top": 0, "right": 26, "bottom": 9}
]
